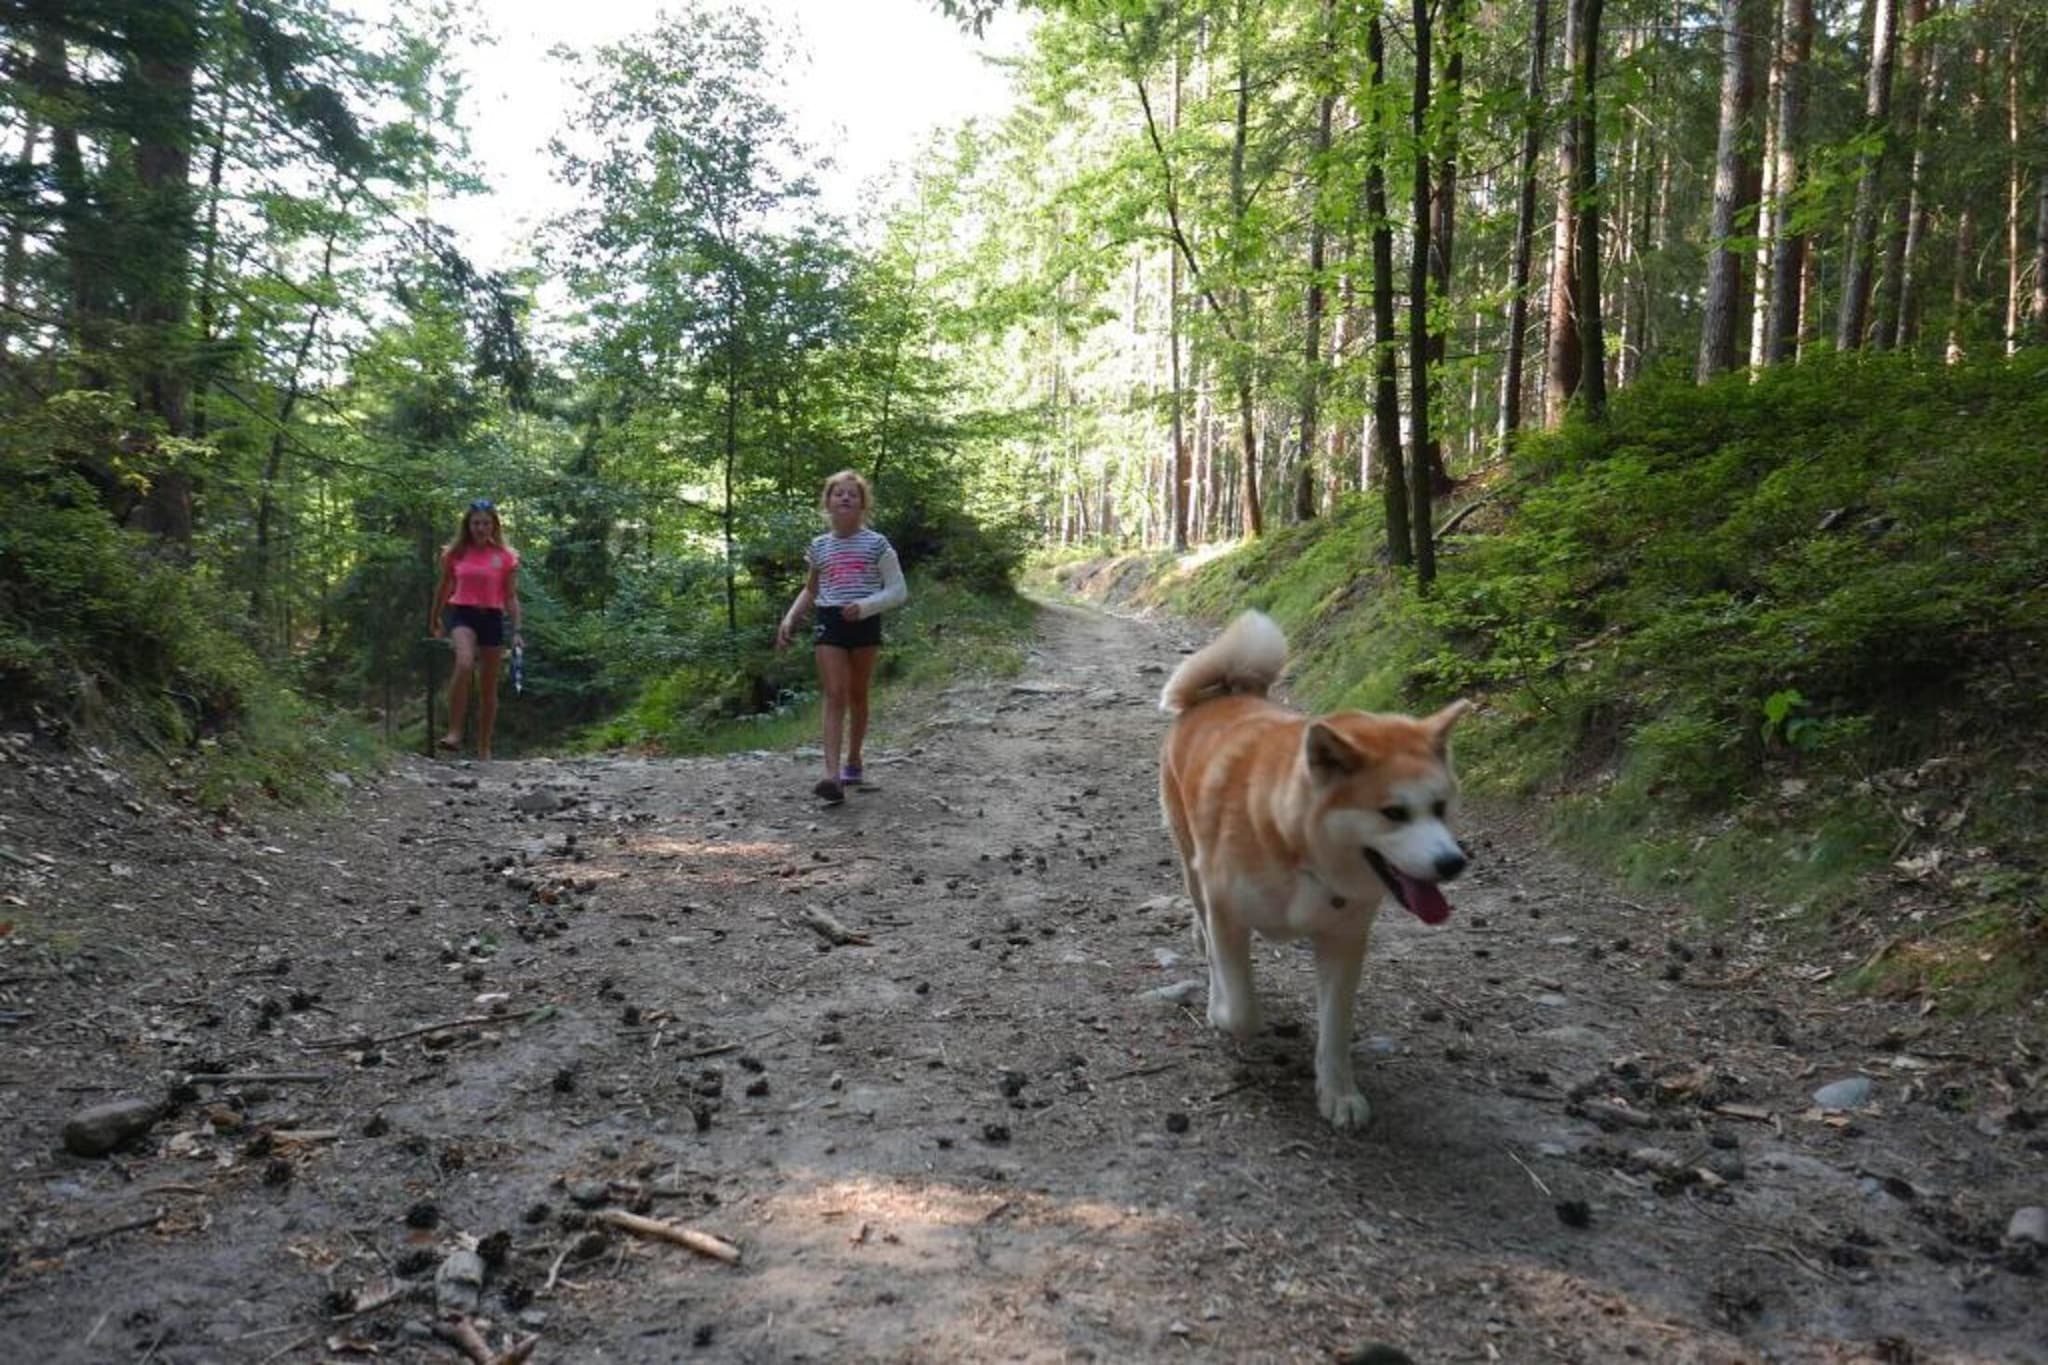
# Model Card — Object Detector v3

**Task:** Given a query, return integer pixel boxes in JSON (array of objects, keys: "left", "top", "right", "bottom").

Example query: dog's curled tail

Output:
[{"left": 1158, "top": 610, "right": 1288, "bottom": 713}]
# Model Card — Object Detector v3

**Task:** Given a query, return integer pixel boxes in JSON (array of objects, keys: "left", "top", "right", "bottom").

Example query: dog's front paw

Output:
[
  {"left": 1317, "top": 1084, "right": 1372, "bottom": 1129},
  {"left": 1207, "top": 994, "right": 1261, "bottom": 1040}
]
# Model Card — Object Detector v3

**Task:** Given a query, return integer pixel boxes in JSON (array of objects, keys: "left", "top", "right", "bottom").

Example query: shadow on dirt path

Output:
[{"left": 1, "top": 598, "right": 2042, "bottom": 1363}]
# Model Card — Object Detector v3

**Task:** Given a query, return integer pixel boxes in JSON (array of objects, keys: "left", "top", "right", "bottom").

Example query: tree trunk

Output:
[
  {"left": 251, "top": 219, "right": 344, "bottom": 624},
  {"left": 2035, "top": 162, "right": 2048, "bottom": 341},
  {"left": 1499, "top": 0, "right": 1551, "bottom": 442},
  {"left": 1947, "top": 46, "right": 1989, "bottom": 362},
  {"left": 1409, "top": 0, "right": 1437, "bottom": 586},
  {"left": 1295, "top": 0, "right": 1337, "bottom": 523},
  {"left": 190, "top": 80, "right": 235, "bottom": 439},
  {"left": 1750, "top": 0, "right": 1782, "bottom": 368},
  {"left": 127, "top": 1, "right": 200, "bottom": 542},
  {"left": 0, "top": 94, "right": 40, "bottom": 354},
  {"left": 1764, "top": 0, "right": 1813, "bottom": 363},
  {"left": 1169, "top": 45, "right": 1190, "bottom": 550},
  {"left": 1700, "top": 0, "right": 1764, "bottom": 379},
  {"left": 1873, "top": 0, "right": 1932, "bottom": 350},
  {"left": 1836, "top": 0, "right": 1900, "bottom": 351},
  {"left": 1573, "top": 0, "right": 1609, "bottom": 419},
  {"left": 1368, "top": 13, "right": 1411, "bottom": 566},
  {"left": 1421, "top": 0, "right": 1462, "bottom": 495},
  {"left": 1894, "top": 30, "right": 1944, "bottom": 349},
  {"left": 1544, "top": 0, "right": 1586, "bottom": 423},
  {"left": 2004, "top": 26, "right": 2023, "bottom": 354},
  {"left": 1228, "top": 5, "right": 1262, "bottom": 538}
]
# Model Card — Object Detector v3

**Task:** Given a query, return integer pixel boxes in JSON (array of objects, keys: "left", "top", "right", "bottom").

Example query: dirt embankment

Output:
[{"left": 1, "top": 600, "right": 2043, "bottom": 1363}]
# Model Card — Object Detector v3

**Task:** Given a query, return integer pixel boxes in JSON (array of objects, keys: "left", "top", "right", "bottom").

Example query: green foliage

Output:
[
  {"left": 581, "top": 575, "right": 1031, "bottom": 756},
  {"left": 1055, "top": 351, "right": 2048, "bottom": 1006}
]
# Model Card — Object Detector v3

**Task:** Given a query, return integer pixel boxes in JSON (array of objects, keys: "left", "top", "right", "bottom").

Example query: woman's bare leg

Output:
[
  {"left": 845, "top": 646, "right": 878, "bottom": 772},
  {"left": 476, "top": 647, "right": 503, "bottom": 760},
  {"left": 443, "top": 627, "right": 478, "bottom": 747}
]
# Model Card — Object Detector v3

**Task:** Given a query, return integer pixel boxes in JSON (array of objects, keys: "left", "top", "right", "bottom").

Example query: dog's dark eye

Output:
[
  {"left": 1432, "top": 800, "right": 1448, "bottom": 818},
  {"left": 1380, "top": 805, "right": 1410, "bottom": 823}
]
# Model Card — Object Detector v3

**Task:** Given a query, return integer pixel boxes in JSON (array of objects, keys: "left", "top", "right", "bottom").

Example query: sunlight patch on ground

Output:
[
  {"left": 1174, "top": 539, "right": 1243, "bottom": 573},
  {"left": 773, "top": 1175, "right": 1142, "bottom": 1235},
  {"left": 629, "top": 837, "right": 796, "bottom": 861}
]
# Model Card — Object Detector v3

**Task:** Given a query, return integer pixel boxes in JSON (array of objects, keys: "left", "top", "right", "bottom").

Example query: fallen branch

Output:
[
  {"left": 304, "top": 1007, "right": 544, "bottom": 1051},
  {"left": 1711, "top": 1102, "right": 1776, "bottom": 1124},
  {"left": 64, "top": 1208, "right": 164, "bottom": 1249},
  {"left": 1506, "top": 1147, "right": 1553, "bottom": 1197},
  {"left": 431, "top": 1316, "right": 495, "bottom": 1365},
  {"left": 1573, "top": 1099, "right": 1662, "bottom": 1130},
  {"left": 184, "top": 1071, "right": 333, "bottom": 1085},
  {"left": 595, "top": 1209, "right": 741, "bottom": 1264},
  {"left": 543, "top": 1241, "right": 576, "bottom": 1294},
  {"left": 1434, "top": 477, "right": 1518, "bottom": 539},
  {"left": 799, "top": 906, "right": 871, "bottom": 947},
  {"left": 1104, "top": 1061, "right": 1177, "bottom": 1084}
]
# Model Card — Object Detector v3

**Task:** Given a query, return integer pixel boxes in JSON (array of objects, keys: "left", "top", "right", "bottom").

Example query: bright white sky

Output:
[{"left": 426, "top": 0, "right": 1030, "bottom": 269}]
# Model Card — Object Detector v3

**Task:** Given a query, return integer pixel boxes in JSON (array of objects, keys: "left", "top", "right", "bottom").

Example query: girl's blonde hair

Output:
[
  {"left": 445, "top": 501, "right": 508, "bottom": 559},
  {"left": 819, "top": 469, "right": 874, "bottom": 523}
]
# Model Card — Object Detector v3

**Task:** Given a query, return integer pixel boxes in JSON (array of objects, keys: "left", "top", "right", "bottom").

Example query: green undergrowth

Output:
[
  {"left": 1, "top": 392, "right": 379, "bottom": 814},
  {"left": 1048, "top": 352, "right": 2048, "bottom": 1012},
  {"left": 581, "top": 575, "right": 1034, "bottom": 756}
]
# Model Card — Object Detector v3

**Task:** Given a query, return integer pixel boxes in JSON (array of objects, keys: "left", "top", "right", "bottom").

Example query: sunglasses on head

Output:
[{"left": 468, "top": 499, "right": 496, "bottom": 513}]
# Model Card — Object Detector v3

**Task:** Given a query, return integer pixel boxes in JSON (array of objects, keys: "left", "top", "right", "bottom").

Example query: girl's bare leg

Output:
[
  {"left": 846, "top": 646, "right": 878, "bottom": 771},
  {"left": 476, "top": 648, "right": 503, "bottom": 760},
  {"left": 815, "top": 645, "right": 851, "bottom": 782},
  {"left": 443, "top": 627, "right": 478, "bottom": 747}
]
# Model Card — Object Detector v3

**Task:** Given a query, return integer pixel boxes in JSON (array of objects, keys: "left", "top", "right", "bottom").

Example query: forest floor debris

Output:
[{"left": 1, "top": 600, "right": 2044, "bottom": 1362}]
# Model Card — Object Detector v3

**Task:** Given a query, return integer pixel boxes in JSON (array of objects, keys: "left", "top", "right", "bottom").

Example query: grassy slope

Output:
[{"left": 1048, "top": 353, "right": 2048, "bottom": 1011}]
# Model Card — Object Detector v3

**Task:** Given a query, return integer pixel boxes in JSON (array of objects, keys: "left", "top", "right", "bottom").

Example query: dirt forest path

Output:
[{"left": 2, "top": 599, "right": 2042, "bottom": 1364}]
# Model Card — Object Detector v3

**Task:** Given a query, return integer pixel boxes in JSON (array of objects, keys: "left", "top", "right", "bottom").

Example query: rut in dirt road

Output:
[{"left": 1, "top": 600, "right": 2042, "bottom": 1364}]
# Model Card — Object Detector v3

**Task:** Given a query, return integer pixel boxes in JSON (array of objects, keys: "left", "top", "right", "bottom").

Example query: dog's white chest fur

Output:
[{"left": 1219, "top": 866, "right": 1381, "bottom": 941}]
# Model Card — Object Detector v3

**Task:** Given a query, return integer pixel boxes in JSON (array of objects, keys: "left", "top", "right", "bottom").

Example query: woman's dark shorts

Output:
[
  {"left": 813, "top": 605, "right": 881, "bottom": 650},
  {"left": 444, "top": 604, "right": 506, "bottom": 648}
]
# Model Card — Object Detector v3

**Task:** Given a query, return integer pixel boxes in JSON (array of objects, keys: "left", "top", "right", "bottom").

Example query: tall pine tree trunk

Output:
[
  {"left": 1295, "top": 0, "right": 1337, "bottom": 522},
  {"left": 1409, "top": 0, "right": 1437, "bottom": 585},
  {"left": 1894, "top": 30, "right": 1944, "bottom": 349},
  {"left": 1947, "top": 46, "right": 1989, "bottom": 362},
  {"left": 0, "top": 95, "right": 39, "bottom": 355},
  {"left": 127, "top": 1, "right": 199, "bottom": 542},
  {"left": 1573, "top": 0, "right": 1609, "bottom": 417},
  {"left": 1873, "top": 0, "right": 1932, "bottom": 350},
  {"left": 1228, "top": 6, "right": 1262, "bottom": 538},
  {"left": 1701, "top": 0, "right": 1763, "bottom": 379},
  {"left": 1368, "top": 14, "right": 1410, "bottom": 565},
  {"left": 1837, "top": 0, "right": 1900, "bottom": 350},
  {"left": 2004, "top": 27, "right": 2024, "bottom": 354},
  {"left": 1764, "top": 0, "right": 1813, "bottom": 363},
  {"left": 1499, "top": 0, "right": 1551, "bottom": 441},
  {"left": 1750, "top": 0, "right": 1783, "bottom": 367},
  {"left": 1421, "top": 0, "right": 1462, "bottom": 495},
  {"left": 1545, "top": 0, "right": 1589, "bottom": 422}
]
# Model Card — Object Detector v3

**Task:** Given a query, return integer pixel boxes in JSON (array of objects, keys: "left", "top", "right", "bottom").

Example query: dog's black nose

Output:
[{"left": 1434, "top": 850, "right": 1468, "bottom": 882}]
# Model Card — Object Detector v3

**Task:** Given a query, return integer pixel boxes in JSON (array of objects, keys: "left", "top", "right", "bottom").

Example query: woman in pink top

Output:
[{"left": 429, "top": 499, "right": 524, "bottom": 759}]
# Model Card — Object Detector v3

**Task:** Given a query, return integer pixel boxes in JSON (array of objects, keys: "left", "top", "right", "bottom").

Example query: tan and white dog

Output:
[{"left": 1158, "top": 611, "right": 1472, "bottom": 1128}]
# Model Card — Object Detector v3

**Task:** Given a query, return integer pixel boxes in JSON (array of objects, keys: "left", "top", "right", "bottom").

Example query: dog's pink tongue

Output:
[{"left": 1398, "top": 872, "right": 1452, "bottom": 925}]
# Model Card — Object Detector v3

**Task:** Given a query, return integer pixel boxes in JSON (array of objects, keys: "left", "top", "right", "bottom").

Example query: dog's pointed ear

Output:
[
  {"left": 1424, "top": 699, "right": 1474, "bottom": 756},
  {"left": 1304, "top": 721, "right": 1363, "bottom": 779}
]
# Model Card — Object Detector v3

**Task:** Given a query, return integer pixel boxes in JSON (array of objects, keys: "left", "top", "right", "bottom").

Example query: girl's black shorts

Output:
[
  {"left": 813, "top": 605, "right": 881, "bottom": 650},
  {"left": 444, "top": 605, "right": 506, "bottom": 648}
]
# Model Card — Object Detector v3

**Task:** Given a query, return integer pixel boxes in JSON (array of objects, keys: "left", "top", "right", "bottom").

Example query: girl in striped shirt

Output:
[{"left": 775, "top": 470, "right": 908, "bottom": 805}]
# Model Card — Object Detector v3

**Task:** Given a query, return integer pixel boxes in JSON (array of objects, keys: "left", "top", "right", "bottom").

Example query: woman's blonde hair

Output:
[
  {"left": 819, "top": 469, "right": 874, "bottom": 523},
  {"left": 445, "top": 500, "right": 508, "bottom": 559}
]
